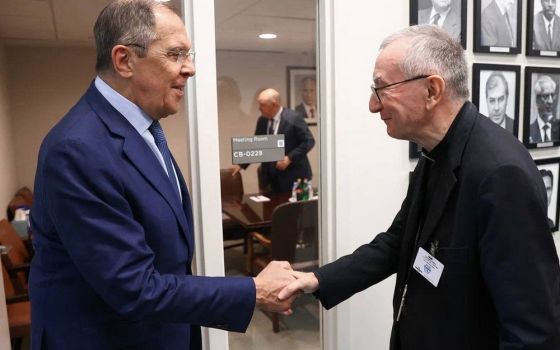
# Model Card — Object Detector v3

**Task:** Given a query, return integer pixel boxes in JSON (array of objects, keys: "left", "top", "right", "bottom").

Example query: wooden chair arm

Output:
[
  {"left": 249, "top": 231, "right": 271, "bottom": 248},
  {"left": 6, "top": 293, "right": 29, "bottom": 304},
  {"left": 6, "top": 263, "right": 30, "bottom": 273}
]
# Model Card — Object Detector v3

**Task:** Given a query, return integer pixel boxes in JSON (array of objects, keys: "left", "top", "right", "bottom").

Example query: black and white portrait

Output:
[
  {"left": 474, "top": 0, "right": 521, "bottom": 53},
  {"left": 473, "top": 64, "right": 520, "bottom": 136},
  {"left": 536, "top": 159, "right": 560, "bottom": 233},
  {"left": 527, "top": 0, "right": 560, "bottom": 57},
  {"left": 524, "top": 67, "right": 560, "bottom": 147},
  {"left": 410, "top": 0, "right": 466, "bottom": 47}
]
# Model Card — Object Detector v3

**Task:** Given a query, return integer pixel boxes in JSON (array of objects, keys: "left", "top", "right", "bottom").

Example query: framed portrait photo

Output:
[
  {"left": 472, "top": 63, "right": 520, "bottom": 137},
  {"left": 286, "top": 66, "right": 317, "bottom": 126},
  {"left": 535, "top": 158, "right": 560, "bottom": 233},
  {"left": 473, "top": 0, "right": 522, "bottom": 54},
  {"left": 523, "top": 67, "right": 560, "bottom": 148},
  {"left": 527, "top": 0, "right": 560, "bottom": 57},
  {"left": 409, "top": 0, "right": 467, "bottom": 48}
]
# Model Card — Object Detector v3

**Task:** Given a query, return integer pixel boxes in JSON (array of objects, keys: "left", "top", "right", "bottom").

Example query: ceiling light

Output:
[{"left": 259, "top": 33, "right": 277, "bottom": 40}]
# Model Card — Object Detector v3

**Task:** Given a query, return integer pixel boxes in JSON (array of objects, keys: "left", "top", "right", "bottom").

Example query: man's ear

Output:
[
  {"left": 111, "top": 45, "right": 134, "bottom": 78},
  {"left": 426, "top": 75, "right": 445, "bottom": 110}
]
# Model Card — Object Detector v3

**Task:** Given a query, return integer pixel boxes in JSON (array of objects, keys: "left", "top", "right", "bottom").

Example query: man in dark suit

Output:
[
  {"left": 529, "top": 75, "right": 560, "bottom": 143},
  {"left": 417, "top": 0, "right": 461, "bottom": 41},
  {"left": 29, "top": 1, "right": 296, "bottom": 349},
  {"left": 295, "top": 77, "right": 318, "bottom": 121},
  {"left": 533, "top": 0, "right": 560, "bottom": 51},
  {"left": 280, "top": 25, "right": 560, "bottom": 350},
  {"left": 485, "top": 71, "right": 514, "bottom": 133},
  {"left": 481, "top": 0, "right": 516, "bottom": 47},
  {"left": 232, "top": 89, "right": 315, "bottom": 193},
  {"left": 540, "top": 168, "right": 556, "bottom": 231}
]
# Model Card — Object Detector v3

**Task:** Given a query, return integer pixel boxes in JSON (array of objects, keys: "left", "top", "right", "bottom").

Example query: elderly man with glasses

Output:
[
  {"left": 530, "top": 75, "right": 560, "bottom": 143},
  {"left": 29, "top": 1, "right": 297, "bottom": 349},
  {"left": 280, "top": 24, "right": 560, "bottom": 350}
]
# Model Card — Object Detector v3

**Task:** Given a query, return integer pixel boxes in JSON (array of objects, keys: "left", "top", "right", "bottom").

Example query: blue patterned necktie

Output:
[{"left": 149, "top": 121, "right": 181, "bottom": 201}]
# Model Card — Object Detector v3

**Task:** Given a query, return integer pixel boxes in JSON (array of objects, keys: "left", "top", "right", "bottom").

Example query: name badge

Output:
[{"left": 413, "top": 247, "right": 444, "bottom": 287}]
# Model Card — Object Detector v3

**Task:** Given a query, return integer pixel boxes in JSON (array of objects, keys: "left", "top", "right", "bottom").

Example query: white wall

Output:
[
  {"left": 216, "top": 50, "right": 318, "bottom": 193},
  {"left": 327, "top": 1, "right": 560, "bottom": 349},
  {"left": 0, "top": 42, "right": 17, "bottom": 218},
  {"left": 5, "top": 46, "right": 190, "bottom": 190}
]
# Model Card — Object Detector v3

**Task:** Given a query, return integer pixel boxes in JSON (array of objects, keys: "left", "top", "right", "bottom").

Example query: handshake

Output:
[{"left": 252, "top": 261, "right": 320, "bottom": 314}]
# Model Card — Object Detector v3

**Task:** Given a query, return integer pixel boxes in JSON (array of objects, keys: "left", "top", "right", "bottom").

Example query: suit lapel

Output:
[
  {"left": 415, "top": 103, "right": 477, "bottom": 250},
  {"left": 85, "top": 83, "right": 192, "bottom": 247}
]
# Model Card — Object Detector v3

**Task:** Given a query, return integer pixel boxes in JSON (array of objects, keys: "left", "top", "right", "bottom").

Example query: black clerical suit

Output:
[{"left": 314, "top": 102, "right": 560, "bottom": 350}]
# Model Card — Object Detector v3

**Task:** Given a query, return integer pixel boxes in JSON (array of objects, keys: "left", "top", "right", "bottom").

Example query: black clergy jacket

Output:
[{"left": 314, "top": 102, "right": 560, "bottom": 350}]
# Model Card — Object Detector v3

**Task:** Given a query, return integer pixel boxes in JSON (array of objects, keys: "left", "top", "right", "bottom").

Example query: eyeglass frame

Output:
[
  {"left": 125, "top": 43, "right": 195, "bottom": 65},
  {"left": 370, "top": 75, "right": 430, "bottom": 107}
]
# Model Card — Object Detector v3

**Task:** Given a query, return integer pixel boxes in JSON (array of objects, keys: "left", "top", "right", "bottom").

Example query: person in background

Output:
[
  {"left": 481, "top": 0, "right": 516, "bottom": 47},
  {"left": 533, "top": 0, "right": 560, "bottom": 51},
  {"left": 30, "top": 1, "right": 297, "bottom": 349},
  {"left": 280, "top": 24, "right": 560, "bottom": 350},
  {"left": 295, "top": 76, "right": 318, "bottom": 120},
  {"left": 417, "top": 0, "right": 461, "bottom": 41},
  {"left": 529, "top": 75, "right": 560, "bottom": 143},
  {"left": 484, "top": 71, "right": 514, "bottom": 133},
  {"left": 232, "top": 88, "right": 315, "bottom": 193},
  {"left": 540, "top": 168, "right": 556, "bottom": 231}
]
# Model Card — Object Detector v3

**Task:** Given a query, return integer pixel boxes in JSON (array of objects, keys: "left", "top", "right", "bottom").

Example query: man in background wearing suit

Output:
[
  {"left": 540, "top": 168, "right": 556, "bottom": 231},
  {"left": 280, "top": 25, "right": 560, "bottom": 350},
  {"left": 30, "top": 1, "right": 297, "bottom": 349},
  {"left": 533, "top": 0, "right": 560, "bottom": 51},
  {"left": 295, "top": 76, "right": 318, "bottom": 121},
  {"left": 417, "top": 0, "right": 461, "bottom": 41},
  {"left": 530, "top": 75, "right": 560, "bottom": 143},
  {"left": 232, "top": 89, "right": 315, "bottom": 193},
  {"left": 485, "top": 71, "right": 514, "bottom": 133},
  {"left": 481, "top": 0, "right": 516, "bottom": 47}
]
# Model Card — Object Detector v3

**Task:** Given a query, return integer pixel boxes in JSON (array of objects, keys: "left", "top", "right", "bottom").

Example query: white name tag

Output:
[{"left": 413, "top": 247, "right": 444, "bottom": 287}]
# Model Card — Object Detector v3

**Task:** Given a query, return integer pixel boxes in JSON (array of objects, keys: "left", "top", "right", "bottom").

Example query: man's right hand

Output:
[
  {"left": 231, "top": 165, "right": 242, "bottom": 176},
  {"left": 278, "top": 271, "right": 319, "bottom": 301},
  {"left": 253, "top": 261, "right": 298, "bottom": 315}
]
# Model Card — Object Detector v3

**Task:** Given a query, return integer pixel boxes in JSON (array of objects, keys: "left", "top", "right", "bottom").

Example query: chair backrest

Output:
[
  {"left": 0, "top": 221, "right": 28, "bottom": 266},
  {"left": 6, "top": 187, "right": 33, "bottom": 222},
  {"left": 220, "top": 169, "right": 244, "bottom": 201},
  {"left": 269, "top": 199, "right": 318, "bottom": 263}
]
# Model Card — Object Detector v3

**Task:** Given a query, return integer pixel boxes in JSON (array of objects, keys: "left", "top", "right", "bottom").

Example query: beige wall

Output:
[
  {"left": 5, "top": 45, "right": 190, "bottom": 191},
  {"left": 0, "top": 43, "right": 17, "bottom": 218}
]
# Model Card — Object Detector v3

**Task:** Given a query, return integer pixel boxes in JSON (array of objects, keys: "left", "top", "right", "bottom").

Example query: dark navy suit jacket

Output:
[
  {"left": 314, "top": 103, "right": 560, "bottom": 350},
  {"left": 30, "top": 83, "right": 255, "bottom": 349}
]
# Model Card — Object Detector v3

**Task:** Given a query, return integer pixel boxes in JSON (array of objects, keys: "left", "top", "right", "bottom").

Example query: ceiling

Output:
[{"left": 0, "top": 0, "right": 316, "bottom": 53}]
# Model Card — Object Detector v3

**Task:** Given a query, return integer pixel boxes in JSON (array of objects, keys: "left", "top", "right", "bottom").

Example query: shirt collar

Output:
[
  {"left": 94, "top": 76, "right": 154, "bottom": 135},
  {"left": 429, "top": 6, "right": 451, "bottom": 24},
  {"left": 542, "top": 14, "right": 555, "bottom": 27},
  {"left": 272, "top": 107, "right": 283, "bottom": 122}
]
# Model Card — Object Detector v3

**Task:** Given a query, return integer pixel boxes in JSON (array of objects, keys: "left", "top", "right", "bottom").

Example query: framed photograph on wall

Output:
[
  {"left": 409, "top": 0, "right": 467, "bottom": 48},
  {"left": 523, "top": 67, "right": 560, "bottom": 148},
  {"left": 473, "top": 0, "right": 521, "bottom": 54},
  {"left": 535, "top": 158, "right": 560, "bottom": 233},
  {"left": 527, "top": 0, "right": 560, "bottom": 57},
  {"left": 472, "top": 63, "right": 520, "bottom": 137},
  {"left": 287, "top": 66, "right": 317, "bottom": 126}
]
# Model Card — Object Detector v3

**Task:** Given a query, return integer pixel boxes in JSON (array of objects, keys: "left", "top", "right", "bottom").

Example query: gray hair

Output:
[
  {"left": 379, "top": 24, "right": 469, "bottom": 101},
  {"left": 534, "top": 75, "right": 557, "bottom": 95},
  {"left": 486, "top": 71, "right": 509, "bottom": 97},
  {"left": 94, "top": 0, "right": 178, "bottom": 73}
]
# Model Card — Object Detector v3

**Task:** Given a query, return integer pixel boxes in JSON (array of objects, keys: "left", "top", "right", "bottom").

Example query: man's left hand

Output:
[{"left": 276, "top": 156, "right": 291, "bottom": 171}]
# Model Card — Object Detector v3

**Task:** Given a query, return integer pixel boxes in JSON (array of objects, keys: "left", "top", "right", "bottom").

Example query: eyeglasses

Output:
[
  {"left": 537, "top": 93, "right": 556, "bottom": 101},
  {"left": 370, "top": 75, "right": 430, "bottom": 106},
  {"left": 126, "top": 44, "right": 195, "bottom": 65}
]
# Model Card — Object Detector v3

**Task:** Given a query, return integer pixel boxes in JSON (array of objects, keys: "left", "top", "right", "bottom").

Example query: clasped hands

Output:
[{"left": 253, "top": 261, "right": 319, "bottom": 315}]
